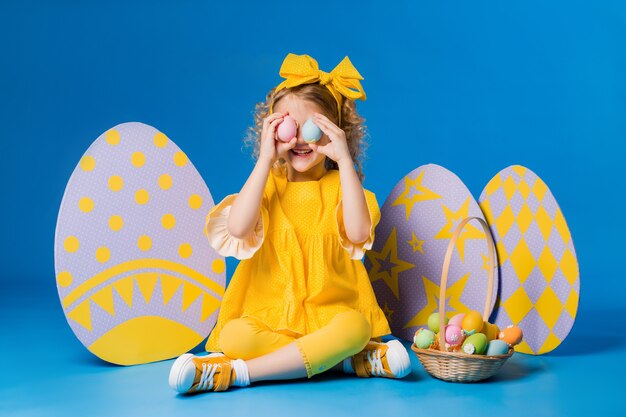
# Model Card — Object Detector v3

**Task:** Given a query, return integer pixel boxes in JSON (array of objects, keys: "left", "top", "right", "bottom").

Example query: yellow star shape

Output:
[
  {"left": 404, "top": 273, "right": 471, "bottom": 330},
  {"left": 366, "top": 227, "right": 415, "bottom": 299},
  {"left": 391, "top": 170, "right": 443, "bottom": 221},
  {"left": 433, "top": 198, "right": 485, "bottom": 261},
  {"left": 382, "top": 302, "right": 394, "bottom": 322},
  {"left": 407, "top": 232, "right": 425, "bottom": 254}
]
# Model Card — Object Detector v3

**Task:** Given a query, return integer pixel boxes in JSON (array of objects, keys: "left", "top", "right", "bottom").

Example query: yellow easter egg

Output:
[
  {"left": 462, "top": 310, "right": 484, "bottom": 334},
  {"left": 481, "top": 321, "right": 500, "bottom": 341}
]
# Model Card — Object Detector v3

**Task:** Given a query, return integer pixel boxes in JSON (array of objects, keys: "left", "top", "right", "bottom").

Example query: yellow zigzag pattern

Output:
[{"left": 66, "top": 272, "right": 221, "bottom": 332}]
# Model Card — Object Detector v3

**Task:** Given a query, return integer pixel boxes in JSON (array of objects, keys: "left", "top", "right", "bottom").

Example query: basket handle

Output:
[{"left": 437, "top": 216, "right": 496, "bottom": 351}]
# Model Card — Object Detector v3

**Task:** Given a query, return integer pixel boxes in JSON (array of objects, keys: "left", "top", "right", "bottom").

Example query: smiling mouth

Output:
[{"left": 291, "top": 149, "right": 313, "bottom": 156}]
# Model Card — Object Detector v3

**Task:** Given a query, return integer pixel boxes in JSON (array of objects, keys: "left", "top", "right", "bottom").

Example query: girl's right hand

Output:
[{"left": 258, "top": 112, "right": 297, "bottom": 164}]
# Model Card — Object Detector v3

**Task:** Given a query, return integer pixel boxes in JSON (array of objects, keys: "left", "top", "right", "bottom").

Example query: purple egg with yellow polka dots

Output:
[{"left": 54, "top": 122, "right": 225, "bottom": 365}]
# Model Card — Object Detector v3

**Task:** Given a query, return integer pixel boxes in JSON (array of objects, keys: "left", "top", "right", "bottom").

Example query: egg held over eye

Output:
[
  {"left": 277, "top": 116, "right": 298, "bottom": 142},
  {"left": 302, "top": 118, "right": 323, "bottom": 143}
]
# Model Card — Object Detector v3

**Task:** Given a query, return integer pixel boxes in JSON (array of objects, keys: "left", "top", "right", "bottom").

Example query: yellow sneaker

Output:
[
  {"left": 169, "top": 353, "right": 234, "bottom": 393},
  {"left": 352, "top": 340, "right": 411, "bottom": 378}
]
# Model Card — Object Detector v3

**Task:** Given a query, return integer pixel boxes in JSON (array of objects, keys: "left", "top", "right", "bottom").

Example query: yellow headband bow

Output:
[{"left": 270, "top": 53, "right": 367, "bottom": 125}]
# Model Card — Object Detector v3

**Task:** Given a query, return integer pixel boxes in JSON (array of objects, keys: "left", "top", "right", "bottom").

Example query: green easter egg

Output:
[
  {"left": 462, "top": 333, "right": 488, "bottom": 355},
  {"left": 427, "top": 313, "right": 449, "bottom": 333},
  {"left": 414, "top": 328, "right": 436, "bottom": 349}
]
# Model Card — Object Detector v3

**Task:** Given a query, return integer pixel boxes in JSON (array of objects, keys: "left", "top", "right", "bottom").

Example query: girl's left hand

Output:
[{"left": 309, "top": 113, "right": 352, "bottom": 165}]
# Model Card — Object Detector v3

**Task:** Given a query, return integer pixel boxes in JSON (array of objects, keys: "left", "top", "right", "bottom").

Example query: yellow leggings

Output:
[{"left": 219, "top": 310, "right": 371, "bottom": 378}]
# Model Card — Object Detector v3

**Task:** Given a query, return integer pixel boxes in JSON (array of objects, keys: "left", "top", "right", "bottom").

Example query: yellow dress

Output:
[{"left": 204, "top": 167, "right": 391, "bottom": 352}]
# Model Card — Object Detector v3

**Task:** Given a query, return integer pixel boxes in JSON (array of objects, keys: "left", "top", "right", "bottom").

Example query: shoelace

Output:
[
  {"left": 196, "top": 362, "right": 218, "bottom": 391},
  {"left": 366, "top": 348, "right": 386, "bottom": 377}
]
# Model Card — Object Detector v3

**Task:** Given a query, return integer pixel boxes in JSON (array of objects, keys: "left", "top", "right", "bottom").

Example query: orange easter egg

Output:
[{"left": 499, "top": 325, "right": 523, "bottom": 346}]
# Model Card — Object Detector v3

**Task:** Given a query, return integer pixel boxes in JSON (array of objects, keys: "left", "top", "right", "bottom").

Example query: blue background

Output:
[{"left": 1, "top": 1, "right": 624, "bottom": 416}]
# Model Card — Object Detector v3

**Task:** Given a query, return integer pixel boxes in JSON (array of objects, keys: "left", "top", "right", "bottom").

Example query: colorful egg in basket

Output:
[
  {"left": 54, "top": 122, "right": 225, "bottom": 365},
  {"left": 411, "top": 217, "right": 514, "bottom": 383}
]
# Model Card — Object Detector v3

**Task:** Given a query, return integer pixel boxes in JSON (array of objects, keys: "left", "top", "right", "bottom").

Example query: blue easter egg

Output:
[
  {"left": 302, "top": 118, "right": 322, "bottom": 142},
  {"left": 486, "top": 339, "right": 510, "bottom": 356}
]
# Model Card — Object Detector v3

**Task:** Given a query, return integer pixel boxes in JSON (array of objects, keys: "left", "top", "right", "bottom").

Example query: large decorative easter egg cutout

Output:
[
  {"left": 479, "top": 165, "right": 580, "bottom": 355},
  {"left": 54, "top": 122, "right": 225, "bottom": 365},
  {"left": 366, "top": 164, "right": 498, "bottom": 342}
]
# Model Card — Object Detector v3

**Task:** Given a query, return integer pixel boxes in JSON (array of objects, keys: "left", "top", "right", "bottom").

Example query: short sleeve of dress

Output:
[
  {"left": 336, "top": 189, "right": 382, "bottom": 260},
  {"left": 204, "top": 193, "right": 270, "bottom": 260}
]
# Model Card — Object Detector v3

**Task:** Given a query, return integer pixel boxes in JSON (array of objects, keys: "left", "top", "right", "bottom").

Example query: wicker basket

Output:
[{"left": 411, "top": 216, "right": 513, "bottom": 383}]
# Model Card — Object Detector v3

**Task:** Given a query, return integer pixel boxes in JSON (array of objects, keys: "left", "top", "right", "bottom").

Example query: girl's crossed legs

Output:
[
  {"left": 221, "top": 310, "right": 370, "bottom": 381},
  {"left": 169, "top": 310, "right": 411, "bottom": 393}
]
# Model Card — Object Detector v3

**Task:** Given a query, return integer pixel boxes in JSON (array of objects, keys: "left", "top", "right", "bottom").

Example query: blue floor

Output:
[{"left": 1, "top": 284, "right": 623, "bottom": 417}]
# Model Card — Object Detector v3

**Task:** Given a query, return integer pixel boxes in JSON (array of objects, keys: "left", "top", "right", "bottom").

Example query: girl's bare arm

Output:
[
  {"left": 227, "top": 158, "right": 273, "bottom": 238},
  {"left": 227, "top": 112, "right": 297, "bottom": 239},
  {"left": 308, "top": 112, "right": 371, "bottom": 244},
  {"left": 338, "top": 159, "right": 371, "bottom": 244}
]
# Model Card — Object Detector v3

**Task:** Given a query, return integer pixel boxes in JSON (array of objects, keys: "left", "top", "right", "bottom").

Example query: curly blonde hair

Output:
[{"left": 243, "top": 83, "right": 369, "bottom": 182}]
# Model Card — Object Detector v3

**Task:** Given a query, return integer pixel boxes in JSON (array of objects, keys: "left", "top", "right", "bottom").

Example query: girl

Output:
[{"left": 169, "top": 53, "right": 411, "bottom": 394}]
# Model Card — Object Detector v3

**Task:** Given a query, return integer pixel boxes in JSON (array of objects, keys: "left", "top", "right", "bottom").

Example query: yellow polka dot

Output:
[
  {"left": 64, "top": 236, "right": 80, "bottom": 253},
  {"left": 80, "top": 156, "right": 96, "bottom": 172},
  {"left": 158, "top": 174, "right": 173, "bottom": 190},
  {"left": 109, "top": 215, "right": 124, "bottom": 231},
  {"left": 135, "top": 189, "right": 150, "bottom": 205},
  {"left": 174, "top": 151, "right": 188, "bottom": 167},
  {"left": 162, "top": 213, "right": 176, "bottom": 230},
  {"left": 78, "top": 197, "right": 94, "bottom": 213},
  {"left": 96, "top": 246, "right": 111, "bottom": 263},
  {"left": 131, "top": 151, "right": 146, "bottom": 168},
  {"left": 105, "top": 129, "right": 120, "bottom": 145},
  {"left": 178, "top": 243, "right": 192, "bottom": 259},
  {"left": 189, "top": 194, "right": 203, "bottom": 210},
  {"left": 108, "top": 175, "right": 124, "bottom": 192},
  {"left": 212, "top": 259, "right": 225, "bottom": 274},
  {"left": 57, "top": 271, "right": 73, "bottom": 287},
  {"left": 154, "top": 132, "right": 168, "bottom": 148},
  {"left": 137, "top": 235, "right": 152, "bottom": 251}
]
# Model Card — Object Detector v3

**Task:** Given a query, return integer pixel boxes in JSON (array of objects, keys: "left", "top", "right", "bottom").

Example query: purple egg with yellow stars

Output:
[{"left": 366, "top": 164, "right": 498, "bottom": 342}]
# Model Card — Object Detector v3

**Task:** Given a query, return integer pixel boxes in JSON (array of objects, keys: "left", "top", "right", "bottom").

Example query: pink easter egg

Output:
[
  {"left": 445, "top": 324, "right": 464, "bottom": 346},
  {"left": 277, "top": 116, "right": 297, "bottom": 142},
  {"left": 449, "top": 313, "right": 465, "bottom": 328}
]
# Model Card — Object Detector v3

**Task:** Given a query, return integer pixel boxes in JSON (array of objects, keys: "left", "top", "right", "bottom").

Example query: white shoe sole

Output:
[
  {"left": 169, "top": 352, "right": 225, "bottom": 393},
  {"left": 385, "top": 339, "right": 412, "bottom": 378}
]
